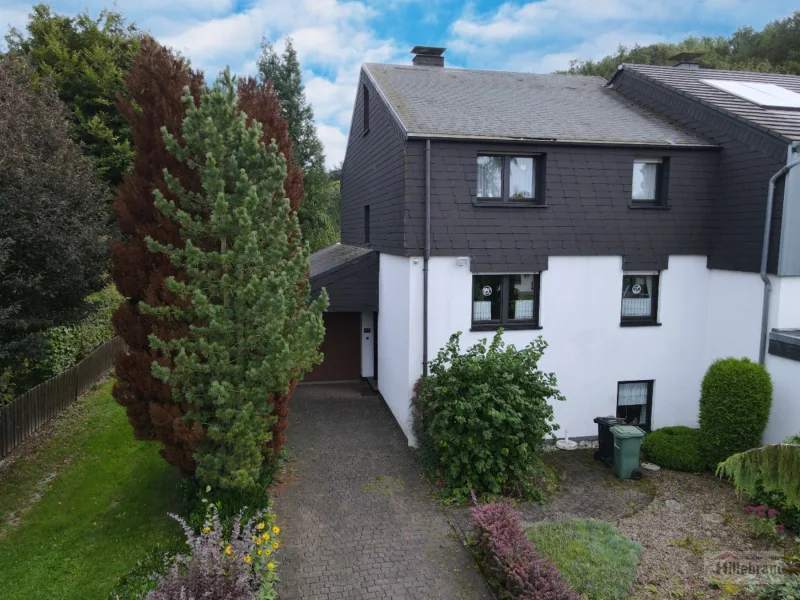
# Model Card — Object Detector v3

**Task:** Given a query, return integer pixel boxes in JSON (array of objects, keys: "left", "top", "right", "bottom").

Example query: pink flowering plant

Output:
[
  {"left": 745, "top": 504, "right": 786, "bottom": 539},
  {"left": 145, "top": 500, "right": 281, "bottom": 600}
]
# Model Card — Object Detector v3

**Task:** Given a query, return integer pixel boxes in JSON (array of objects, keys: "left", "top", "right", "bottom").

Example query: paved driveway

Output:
[{"left": 273, "top": 383, "right": 492, "bottom": 600}]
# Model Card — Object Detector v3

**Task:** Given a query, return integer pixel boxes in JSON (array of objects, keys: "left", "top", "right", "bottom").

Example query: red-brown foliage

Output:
[{"left": 112, "top": 49, "right": 307, "bottom": 474}]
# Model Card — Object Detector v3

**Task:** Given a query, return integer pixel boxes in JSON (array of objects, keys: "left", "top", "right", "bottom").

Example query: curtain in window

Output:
[
  {"left": 621, "top": 275, "right": 652, "bottom": 317},
  {"left": 512, "top": 300, "right": 534, "bottom": 319},
  {"left": 473, "top": 301, "right": 492, "bottom": 321},
  {"left": 509, "top": 157, "right": 534, "bottom": 199},
  {"left": 618, "top": 382, "right": 649, "bottom": 424},
  {"left": 632, "top": 162, "right": 657, "bottom": 200},
  {"left": 477, "top": 156, "right": 502, "bottom": 198}
]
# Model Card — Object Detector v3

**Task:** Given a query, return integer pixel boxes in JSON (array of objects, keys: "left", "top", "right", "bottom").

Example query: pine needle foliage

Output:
[
  {"left": 141, "top": 70, "right": 327, "bottom": 492},
  {"left": 717, "top": 444, "right": 800, "bottom": 508}
]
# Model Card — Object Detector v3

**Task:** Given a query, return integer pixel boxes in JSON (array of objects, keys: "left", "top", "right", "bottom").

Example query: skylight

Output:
[{"left": 701, "top": 79, "right": 800, "bottom": 110}]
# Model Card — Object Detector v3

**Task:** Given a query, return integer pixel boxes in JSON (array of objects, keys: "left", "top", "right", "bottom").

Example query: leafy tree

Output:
[
  {"left": 717, "top": 441, "right": 800, "bottom": 508},
  {"left": 142, "top": 69, "right": 327, "bottom": 491},
  {"left": 563, "top": 11, "right": 800, "bottom": 79},
  {"left": 5, "top": 4, "right": 139, "bottom": 190},
  {"left": 257, "top": 38, "right": 340, "bottom": 251},
  {"left": 0, "top": 55, "right": 108, "bottom": 393}
]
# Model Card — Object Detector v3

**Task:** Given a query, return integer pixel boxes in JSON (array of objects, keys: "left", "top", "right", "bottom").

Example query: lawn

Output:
[{"left": 0, "top": 381, "right": 182, "bottom": 600}]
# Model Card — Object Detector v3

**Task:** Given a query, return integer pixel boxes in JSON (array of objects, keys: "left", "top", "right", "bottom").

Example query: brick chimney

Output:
[{"left": 411, "top": 46, "right": 446, "bottom": 67}]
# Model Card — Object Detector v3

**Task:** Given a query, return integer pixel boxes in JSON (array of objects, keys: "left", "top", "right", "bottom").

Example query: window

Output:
[
  {"left": 363, "top": 84, "right": 370, "bottom": 134},
  {"left": 364, "top": 205, "right": 370, "bottom": 244},
  {"left": 631, "top": 158, "right": 667, "bottom": 204},
  {"left": 617, "top": 380, "right": 653, "bottom": 429},
  {"left": 701, "top": 79, "right": 800, "bottom": 110},
  {"left": 477, "top": 155, "right": 541, "bottom": 203},
  {"left": 472, "top": 273, "right": 540, "bottom": 329},
  {"left": 621, "top": 272, "right": 659, "bottom": 325}
]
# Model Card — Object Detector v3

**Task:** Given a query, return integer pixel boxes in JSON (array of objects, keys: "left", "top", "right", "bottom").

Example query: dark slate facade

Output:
[
  {"left": 609, "top": 68, "right": 787, "bottom": 274},
  {"left": 311, "top": 252, "right": 378, "bottom": 312}
]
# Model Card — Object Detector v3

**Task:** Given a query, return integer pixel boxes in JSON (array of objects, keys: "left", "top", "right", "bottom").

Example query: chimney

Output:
[
  {"left": 411, "top": 46, "right": 446, "bottom": 67},
  {"left": 669, "top": 52, "right": 703, "bottom": 70}
]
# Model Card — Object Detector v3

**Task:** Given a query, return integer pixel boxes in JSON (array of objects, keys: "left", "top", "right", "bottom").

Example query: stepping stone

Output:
[
  {"left": 640, "top": 462, "right": 661, "bottom": 471},
  {"left": 702, "top": 512, "right": 724, "bottom": 524},
  {"left": 665, "top": 499, "right": 684, "bottom": 512}
]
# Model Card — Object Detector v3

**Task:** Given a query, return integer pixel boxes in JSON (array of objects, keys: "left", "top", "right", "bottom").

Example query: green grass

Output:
[
  {"left": 526, "top": 518, "right": 641, "bottom": 600},
  {"left": 0, "top": 381, "right": 183, "bottom": 600}
]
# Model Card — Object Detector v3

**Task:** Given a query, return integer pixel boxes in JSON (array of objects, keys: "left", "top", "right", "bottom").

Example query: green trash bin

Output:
[{"left": 610, "top": 425, "right": 646, "bottom": 480}]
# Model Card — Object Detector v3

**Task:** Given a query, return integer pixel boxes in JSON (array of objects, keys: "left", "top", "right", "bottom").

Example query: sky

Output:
[{"left": 1, "top": 0, "right": 797, "bottom": 168}]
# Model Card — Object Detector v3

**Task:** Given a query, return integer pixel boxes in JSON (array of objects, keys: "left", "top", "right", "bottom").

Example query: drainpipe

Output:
[
  {"left": 423, "top": 139, "right": 431, "bottom": 376},
  {"left": 758, "top": 142, "right": 800, "bottom": 365}
]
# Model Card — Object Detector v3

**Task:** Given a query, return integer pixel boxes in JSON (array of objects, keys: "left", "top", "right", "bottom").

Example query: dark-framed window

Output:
[
  {"left": 621, "top": 272, "right": 659, "bottom": 325},
  {"left": 364, "top": 205, "right": 370, "bottom": 244},
  {"left": 631, "top": 157, "right": 669, "bottom": 205},
  {"left": 363, "top": 84, "right": 370, "bottom": 134},
  {"left": 477, "top": 155, "right": 543, "bottom": 203},
  {"left": 472, "top": 273, "right": 540, "bottom": 329},
  {"left": 617, "top": 380, "right": 653, "bottom": 430}
]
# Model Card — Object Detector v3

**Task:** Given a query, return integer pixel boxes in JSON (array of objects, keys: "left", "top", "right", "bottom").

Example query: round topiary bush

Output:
[
  {"left": 699, "top": 357, "right": 773, "bottom": 469},
  {"left": 642, "top": 426, "right": 705, "bottom": 472}
]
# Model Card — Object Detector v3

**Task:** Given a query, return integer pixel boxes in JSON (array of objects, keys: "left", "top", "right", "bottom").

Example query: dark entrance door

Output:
[{"left": 304, "top": 312, "right": 361, "bottom": 382}]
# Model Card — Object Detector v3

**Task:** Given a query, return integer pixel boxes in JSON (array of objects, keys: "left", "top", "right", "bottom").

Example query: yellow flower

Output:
[
  {"left": 243, "top": 555, "right": 252, "bottom": 564},
  {"left": 256, "top": 538, "right": 262, "bottom": 546},
  {"left": 272, "top": 526, "right": 280, "bottom": 535},
  {"left": 265, "top": 549, "right": 272, "bottom": 556},
  {"left": 224, "top": 545, "right": 232, "bottom": 556},
  {"left": 263, "top": 533, "right": 270, "bottom": 541},
  {"left": 251, "top": 535, "right": 258, "bottom": 542},
  {"left": 202, "top": 526, "right": 211, "bottom": 533},
  {"left": 257, "top": 522, "right": 265, "bottom": 530},
  {"left": 272, "top": 541, "right": 279, "bottom": 550},
  {"left": 257, "top": 549, "right": 263, "bottom": 556},
  {"left": 267, "top": 562, "right": 275, "bottom": 570}
]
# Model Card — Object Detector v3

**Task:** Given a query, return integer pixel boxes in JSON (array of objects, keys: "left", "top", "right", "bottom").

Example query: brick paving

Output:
[{"left": 272, "top": 383, "right": 492, "bottom": 600}]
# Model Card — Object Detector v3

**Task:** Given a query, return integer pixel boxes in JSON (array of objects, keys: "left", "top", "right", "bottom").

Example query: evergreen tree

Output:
[
  {"left": 0, "top": 55, "right": 108, "bottom": 392},
  {"left": 5, "top": 4, "right": 139, "bottom": 191},
  {"left": 257, "top": 38, "right": 340, "bottom": 251},
  {"left": 142, "top": 70, "right": 327, "bottom": 491}
]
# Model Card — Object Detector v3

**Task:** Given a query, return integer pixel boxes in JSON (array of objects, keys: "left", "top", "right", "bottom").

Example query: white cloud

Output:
[
  {"left": 1, "top": 5, "right": 32, "bottom": 43},
  {"left": 317, "top": 123, "right": 349, "bottom": 168}
]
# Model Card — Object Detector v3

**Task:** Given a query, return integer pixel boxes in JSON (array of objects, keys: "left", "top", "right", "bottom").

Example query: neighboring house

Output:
[{"left": 308, "top": 47, "right": 800, "bottom": 444}]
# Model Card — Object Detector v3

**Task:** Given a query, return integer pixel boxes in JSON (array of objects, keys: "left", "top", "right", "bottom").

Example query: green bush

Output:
[
  {"left": 526, "top": 519, "right": 641, "bottom": 600},
  {"left": 700, "top": 357, "right": 773, "bottom": 469},
  {"left": 413, "top": 330, "right": 564, "bottom": 501},
  {"left": 642, "top": 426, "right": 705, "bottom": 472},
  {"left": 106, "top": 539, "right": 186, "bottom": 600}
]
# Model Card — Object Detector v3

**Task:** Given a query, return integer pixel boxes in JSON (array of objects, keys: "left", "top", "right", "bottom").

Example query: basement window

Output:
[
  {"left": 477, "top": 155, "right": 543, "bottom": 204},
  {"left": 621, "top": 272, "right": 659, "bottom": 325},
  {"left": 472, "top": 273, "right": 540, "bottom": 330},
  {"left": 617, "top": 380, "right": 653, "bottom": 430}
]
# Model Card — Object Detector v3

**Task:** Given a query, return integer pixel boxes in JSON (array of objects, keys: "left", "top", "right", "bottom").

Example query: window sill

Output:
[
  {"left": 471, "top": 323, "right": 543, "bottom": 332},
  {"left": 473, "top": 200, "right": 548, "bottom": 208},
  {"left": 629, "top": 202, "right": 669, "bottom": 210},
  {"left": 620, "top": 321, "right": 662, "bottom": 327}
]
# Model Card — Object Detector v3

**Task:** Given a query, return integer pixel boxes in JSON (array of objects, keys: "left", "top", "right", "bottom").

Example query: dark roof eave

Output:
[
  {"left": 405, "top": 131, "right": 719, "bottom": 149},
  {"left": 612, "top": 65, "right": 796, "bottom": 147},
  {"left": 310, "top": 249, "right": 377, "bottom": 287}
]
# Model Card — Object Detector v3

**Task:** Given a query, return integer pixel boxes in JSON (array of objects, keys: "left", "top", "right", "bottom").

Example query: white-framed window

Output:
[
  {"left": 472, "top": 273, "right": 540, "bottom": 329},
  {"left": 621, "top": 272, "right": 659, "bottom": 325},
  {"left": 632, "top": 157, "right": 663, "bottom": 203}
]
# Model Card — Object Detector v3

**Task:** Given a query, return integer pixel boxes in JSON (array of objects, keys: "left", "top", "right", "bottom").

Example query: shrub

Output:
[
  {"left": 471, "top": 501, "right": 579, "bottom": 600},
  {"left": 145, "top": 505, "right": 280, "bottom": 600},
  {"left": 414, "top": 331, "right": 564, "bottom": 501},
  {"left": 700, "top": 357, "right": 773, "bottom": 469},
  {"left": 526, "top": 519, "right": 642, "bottom": 600},
  {"left": 106, "top": 539, "right": 187, "bottom": 600},
  {"left": 750, "top": 574, "right": 800, "bottom": 600},
  {"left": 642, "top": 426, "right": 705, "bottom": 472}
]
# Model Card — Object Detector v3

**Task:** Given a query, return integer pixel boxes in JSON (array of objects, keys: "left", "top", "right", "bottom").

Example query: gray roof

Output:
[
  {"left": 617, "top": 64, "right": 800, "bottom": 142},
  {"left": 363, "top": 63, "right": 711, "bottom": 147},
  {"left": 310, "top": 243, "right": 372, "bottom": 279}
]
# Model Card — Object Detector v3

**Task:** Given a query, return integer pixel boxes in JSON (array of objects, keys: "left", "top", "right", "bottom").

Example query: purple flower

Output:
[
  {"left": 745, "top": 506, "right": 756, "bottom": 514},
  {"left": 776, "top": 524, "right": 786, "bottom": 535},
  {"left": 767, "top": 508, "right": 780, "bottom": 518}
]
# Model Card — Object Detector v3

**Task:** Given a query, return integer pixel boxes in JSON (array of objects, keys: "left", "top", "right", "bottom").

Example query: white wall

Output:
[{"left": 360, "top": 311, "right": 375, "bottom": 378}]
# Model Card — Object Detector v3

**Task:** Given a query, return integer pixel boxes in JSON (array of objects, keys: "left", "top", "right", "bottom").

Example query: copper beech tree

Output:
[{"left": 112, "top": 38, "right": 307, "bottom": 476}]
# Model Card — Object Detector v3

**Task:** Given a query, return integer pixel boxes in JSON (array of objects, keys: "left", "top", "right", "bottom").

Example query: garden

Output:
[{"left": 412, "top": 332, "right": 800, "bottom": 600}]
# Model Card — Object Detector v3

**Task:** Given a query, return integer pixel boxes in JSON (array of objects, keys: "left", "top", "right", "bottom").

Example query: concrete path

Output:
[{"left": 273, "top": 383, "right": 492, "bottom": 600}]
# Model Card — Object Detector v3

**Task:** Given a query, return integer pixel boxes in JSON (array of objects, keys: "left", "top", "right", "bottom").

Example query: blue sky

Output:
[{"left": 1, "top": 0, "right": 797, "bottom": 167}]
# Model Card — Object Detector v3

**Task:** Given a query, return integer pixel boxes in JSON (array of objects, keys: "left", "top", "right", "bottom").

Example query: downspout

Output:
[
  {"left": 758, "top": 142, "right": 800, "bottom": 365},
  {"left": 423, "top": 139, "right": 431, "bottom": 376}
]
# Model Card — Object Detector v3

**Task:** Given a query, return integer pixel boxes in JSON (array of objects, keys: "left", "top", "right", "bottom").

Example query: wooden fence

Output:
[{"left": 0, "top": 336, "right": 126, "bottom": 459}]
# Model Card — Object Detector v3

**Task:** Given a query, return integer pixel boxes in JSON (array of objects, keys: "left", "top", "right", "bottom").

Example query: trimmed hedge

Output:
[
  {"left": 642, "top": 426, "right": 705, "bottom": 472},
  {"left": 699, "top": 357, "right": 773, "bottom": 469}
]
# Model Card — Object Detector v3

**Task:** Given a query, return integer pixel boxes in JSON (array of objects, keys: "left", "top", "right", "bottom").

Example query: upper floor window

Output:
[
  {"left": 472, "top": 273, "right": 540, "bottom": 330},
  {"left": 362, "top": 84, "right": 370, "bottom": 134},
  {"left": 631, "top": 158, "right": 667, "bottom": 205},
  {"left": 477, "top": 155, "right": 542, "bottom": 203},
  {"left": 621, "top": 272, "right": 659, "bottom": 325}
]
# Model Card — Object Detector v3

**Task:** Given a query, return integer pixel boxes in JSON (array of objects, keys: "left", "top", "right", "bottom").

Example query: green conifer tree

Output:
[{"left": 142, "top": 69, "right": 327, "bottom": 491}]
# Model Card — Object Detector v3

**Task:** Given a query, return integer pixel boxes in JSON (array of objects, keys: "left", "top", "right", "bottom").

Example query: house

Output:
[{"left": 306, "top": 47, "right": 800, "bottom": 445}]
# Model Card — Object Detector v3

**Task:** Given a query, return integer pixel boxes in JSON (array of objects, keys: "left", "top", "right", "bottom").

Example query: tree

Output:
[
  {"left": 111, "top": 37, "right": 206, "bottom": 474},
  {"left": 257, "top": 38, "right": 340, "bottom": 251},
  {"left": 5, "top": 4, "right": 139, "bottom": 191},
  {"left": 142, "top": 69, "right": 327, "bottom": 491},
  {"left": 0, "top": 55, "right": 108, "bottom": 392},
  {"left": 717, "top": 440, "right": 800, "bottom": 508},
  {"left": 563, "top": 11, "right": 800, "bottom": 79}
]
